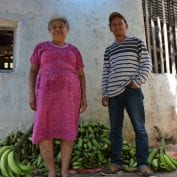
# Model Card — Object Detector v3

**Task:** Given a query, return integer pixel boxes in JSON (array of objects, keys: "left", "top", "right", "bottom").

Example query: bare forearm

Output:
[
  {"left": 28, "top": 65, "right": 38, "bottom": 96},
  {"left": 78, "top": 70, "right": 87, "bottom": 113},
  {"left": 28, "top": 65, "right": 39, "bottom": 111},
  {"left": 79, "top": 73, "right": 86, "bottom": 99}
]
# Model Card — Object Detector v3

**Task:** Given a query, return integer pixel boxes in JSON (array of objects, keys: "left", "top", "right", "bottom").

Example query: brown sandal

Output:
[
  {"left": 100, "top": 163, "right": 122, "bottom": 176},
  {"left": 137, "top": 166, "right": 156, "bottom": 177}
]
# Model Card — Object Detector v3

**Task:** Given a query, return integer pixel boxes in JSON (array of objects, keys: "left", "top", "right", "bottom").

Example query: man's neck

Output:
[{"left": 115, "top": 35, "right": 127, "bottom": 43}]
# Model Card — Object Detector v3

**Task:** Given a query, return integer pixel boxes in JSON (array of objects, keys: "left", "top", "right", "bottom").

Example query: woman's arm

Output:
[
  {"left": 77, "top": 68, "right": 87, "bottom": 113},
  {"left": 28, "top": 64, "right": 39, "bottom": 111}
]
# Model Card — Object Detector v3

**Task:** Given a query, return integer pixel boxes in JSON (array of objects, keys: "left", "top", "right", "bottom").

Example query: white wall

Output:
[{"left": 0, "top": 0, "right": 177, "bottom": 148}]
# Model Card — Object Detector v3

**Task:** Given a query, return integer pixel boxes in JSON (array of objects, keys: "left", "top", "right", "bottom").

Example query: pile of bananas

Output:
[
  {"left": 0, "top": 145, "right": 33, "bottom": 177},
  {"left": 121, "top": 141, "right": 137, "bottom": 172},
  {"left": 147, "top": 126, "right": 177, "bottom": 172},
  {"left": 0, "top": 123, "right": 176, "bottom": 176},
  {"left": 0, "top": 122, "right": 111, "bottom": 176},
  {"left": 148, "top": 147, "right": 177, "bottom": 171},
  {"left": 70, "top": 122, "right": 111, "bottom": 169}
]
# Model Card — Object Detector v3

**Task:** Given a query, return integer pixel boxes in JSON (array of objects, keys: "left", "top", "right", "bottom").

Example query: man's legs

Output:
[
  {"left": 124, "top": 87, "right": 149, "bottom": 167},
  {"left": 108, "top": 94, "right": 124, "bottom": 166}
]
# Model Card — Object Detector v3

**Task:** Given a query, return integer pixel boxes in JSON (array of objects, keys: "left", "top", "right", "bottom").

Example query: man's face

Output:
[{"left": 110, "top": 17, "right": 128, "bottom": 37}]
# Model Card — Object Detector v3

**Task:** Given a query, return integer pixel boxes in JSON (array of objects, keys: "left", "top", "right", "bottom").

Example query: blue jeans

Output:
[{"left": 108, "top": 86, "right": 148, "bottom": 167}]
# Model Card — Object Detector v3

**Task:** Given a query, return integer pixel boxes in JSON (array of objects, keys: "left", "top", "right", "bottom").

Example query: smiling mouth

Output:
[{"left": 55, "top": 33, "right": 63, "bottom": 36}]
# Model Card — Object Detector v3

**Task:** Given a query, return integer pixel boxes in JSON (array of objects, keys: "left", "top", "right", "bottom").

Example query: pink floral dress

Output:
[{"left": 30, "top": 41, "right": 84, "bottom": 144}]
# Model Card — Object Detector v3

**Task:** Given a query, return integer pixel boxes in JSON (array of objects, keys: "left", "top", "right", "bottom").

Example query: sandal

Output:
[
  {"left": 100, "top": 163, "right": 122, "bottom": 176},
  {"left": 137, "top": 165, "right": 156, "bottom": 177}
]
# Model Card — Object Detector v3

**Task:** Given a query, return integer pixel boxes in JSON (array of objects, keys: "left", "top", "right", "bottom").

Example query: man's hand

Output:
[
  {"left": 102, "top": 96, "right": 109, "bottom": 107},
  {"left": 129, "top": 80, "right": 139, "bottom": 89}
]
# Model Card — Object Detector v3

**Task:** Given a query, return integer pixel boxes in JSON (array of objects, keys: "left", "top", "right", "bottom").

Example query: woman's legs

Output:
[
  {"left": 60, "top": 140, "right": 74, "bottom": 177},
  {"left": 39, "top": 140, "right": 57, "bottom": 177}
]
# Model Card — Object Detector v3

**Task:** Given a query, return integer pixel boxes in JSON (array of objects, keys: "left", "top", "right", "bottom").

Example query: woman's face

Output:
[{"left": 49, "top": 20, "right": 69, "bottom": 43}]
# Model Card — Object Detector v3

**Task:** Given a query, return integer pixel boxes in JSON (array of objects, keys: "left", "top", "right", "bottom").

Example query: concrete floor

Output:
[
  {"left": 34, "top": 170, "right": 177, "bottom": 177},
  {"left": 71, "top": 171, "right": 177, "bottom": 177}
]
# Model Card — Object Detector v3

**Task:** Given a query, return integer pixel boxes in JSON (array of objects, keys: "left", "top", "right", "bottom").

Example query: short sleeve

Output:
[
  {"left": 75, "top": 48, "right": 84, "bottom": 70},
  {"left": 30, "top": 44, "right": 41, "bottom": 66}
]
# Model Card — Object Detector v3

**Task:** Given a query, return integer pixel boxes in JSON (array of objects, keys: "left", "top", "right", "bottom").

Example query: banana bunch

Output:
[
  {"left": 0, "top": 145, "right": 34, "bottom": 177},
  {"left": 70, "top": 122, "right": 111, "bottom": 170},
  {"left": 147, "top": 125, "right": 177, "bottom": 172},
  {"left": 148, "top": 147, "right": 177, "bottom": 172},
  {"left": 1, "top": 123, "right": 177, "bottom": 176},
  {"left": 121, "top": 141, "right": 137, "bottom": 172},
  {"left": 0, "top": 131, "right": 23, "bottom": 147}
]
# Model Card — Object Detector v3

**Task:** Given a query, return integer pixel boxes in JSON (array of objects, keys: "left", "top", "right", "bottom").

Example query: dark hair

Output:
[
  {"left": 48, "top": 16, "right": 69, "bottom": 30},
  {"left": 109, "top": 12, "right": 127, "bottom": 26}
]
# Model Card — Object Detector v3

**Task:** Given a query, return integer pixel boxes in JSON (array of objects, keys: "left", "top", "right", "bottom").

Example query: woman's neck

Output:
[{"left": 51, "top": 40, "right": 66, "bottom": 46}]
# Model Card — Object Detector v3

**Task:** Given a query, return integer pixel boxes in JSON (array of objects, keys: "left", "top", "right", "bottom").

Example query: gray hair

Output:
[{"left": 48, "top": 16, "right": 69, "bottom": 30}]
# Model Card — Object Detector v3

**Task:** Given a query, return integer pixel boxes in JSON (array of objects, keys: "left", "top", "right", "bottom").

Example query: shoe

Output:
[
  {"left": 137, "top": 165, "right": 156, "bottom": 177},
  {"left": 100, "top": 163, "right": 122, "bottom": 176}
]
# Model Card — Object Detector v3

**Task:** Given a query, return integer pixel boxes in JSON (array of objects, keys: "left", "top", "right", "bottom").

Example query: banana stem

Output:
[
  {"left": 153, "top": 126, "right": 165, "bottom": 150},
  {"left": 14, "top": 124, "right": 33, "bottom": 151}
]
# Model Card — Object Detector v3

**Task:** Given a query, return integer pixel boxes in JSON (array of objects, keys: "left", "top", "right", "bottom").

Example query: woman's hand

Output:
[
  {"left": 29, "top": 94, "right": 36, "bottom": 111},
  {"left": 80, "top": 97, "right": 87, "bottom": 113}
]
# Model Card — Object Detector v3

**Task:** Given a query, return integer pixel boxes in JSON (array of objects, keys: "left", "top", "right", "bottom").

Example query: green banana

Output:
[
  {"left": 151, "top": 158, "right": 158, "bottom": 170},
  {"left": 102, "top": 138, "right": 111, "bottom": 146},
  {"left": 0, "top": 148, "right": 12, "bottom": 177},
  {"left": 159, "top": 150, "right": 168, "bottom": 170},
  {"left": 36, "top": 154, "right": 43, "bottom": 167},
  {"left": 7, "top": 166, "right": 15, "bottom": 177},
  {"left": 147, "top": 148, "right": 158, "bottom": 164},
  {"left": 129, "top": 149, "right": 136, "bottom": 160},
  {"left": 91, "top": 139, "right": 100, "bottom": 149},
  {"left": 129, "top": 158, "right": 135, "bottom": 167},
  {"left": 77, "top": 137, "right": 83, "bottom": 149},
  {"left": 56, "top": 151, "right": 61, "bottom": 163},
  {"left": 0, "top": 146, "right": 11, "bottom": 158},
  {"left": 18, "top": 163, "right": 34, "bottom": 173},
  {"left": 7, "top": 149, "right": 25, "bottom": 175},
  {"left": 122, "top": 165, "right": 137, "bottom": 172},
  {"left": 102, "top": 143, "right": 108, "bottom": 150},
  {"left": 122, "top": 144, "right": 131, "bottom": 151},
  {"left": 88, "top": 126, "right": 94, "bottom": 133},
  {"left": 163, "top": 153, "right": 177, "bottom": 171},
  {"left": 167, "top": 156, "right": 177, "bottom": 167},
  {"left": 87, "top": 141, "right": 92, "bottom": 151},
  {"left": 23, "top": 174, "right": 32, "bottom": 177},
  {"left": 97, "top": 151, "right": 103, "bottom": 162}
]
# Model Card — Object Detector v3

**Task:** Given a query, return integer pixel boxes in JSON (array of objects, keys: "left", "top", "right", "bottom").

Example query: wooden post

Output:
[
  {"left": 151, "top": 18, "right": 158, "bottom": 73},
  {"left": 162, "top": 0, "right": 170, "bottom": 73},
  {"left": 144, "top": 0, "right": 152, "bottom": 58},
  {"left": 157, "top": 16, "right": 164, "bottom": 73}
]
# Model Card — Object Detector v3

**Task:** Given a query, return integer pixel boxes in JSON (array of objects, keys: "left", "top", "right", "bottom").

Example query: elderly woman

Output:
[{"left": 28, "top": 16, "right": 87, "bottom": 177}]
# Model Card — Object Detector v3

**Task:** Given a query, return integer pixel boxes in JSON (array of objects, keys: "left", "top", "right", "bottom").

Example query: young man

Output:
[{"left": 101, "top": 12, "right": 156, "bottom": 177}]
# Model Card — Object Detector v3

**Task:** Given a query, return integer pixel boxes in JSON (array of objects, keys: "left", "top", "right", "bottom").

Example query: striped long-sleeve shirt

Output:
[{"left": 101, "top": 36, "right": 152, "bottom": 97}]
